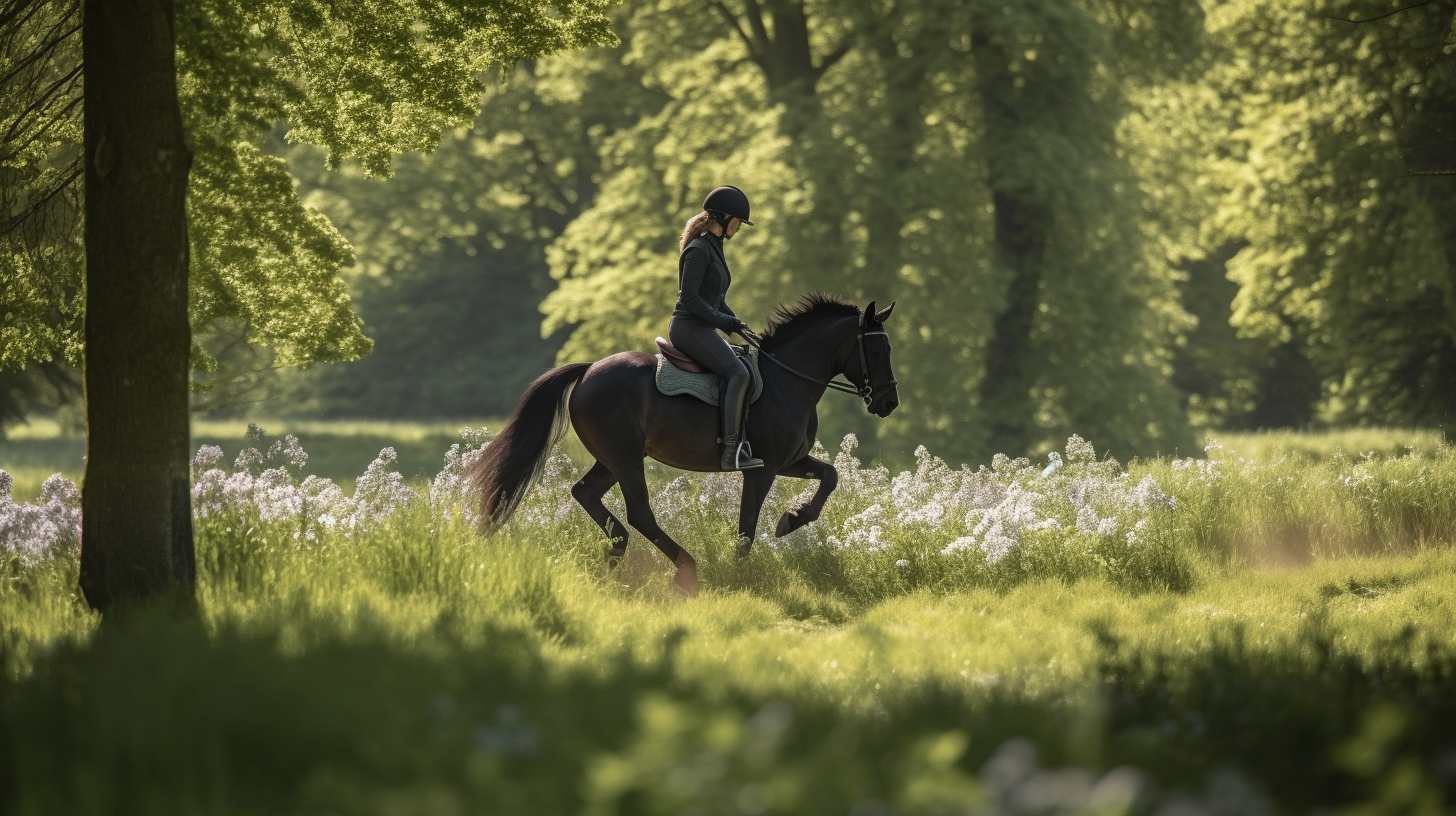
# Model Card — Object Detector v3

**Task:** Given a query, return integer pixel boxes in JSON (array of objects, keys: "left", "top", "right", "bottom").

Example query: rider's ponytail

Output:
[{"left": 679, "top": 211, "right": 713, "bottom": 252}]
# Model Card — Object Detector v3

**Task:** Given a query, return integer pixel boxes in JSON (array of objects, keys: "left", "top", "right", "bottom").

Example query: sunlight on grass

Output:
[{"left": 4, "top": 428, "right": 1455, "bottom": 812}]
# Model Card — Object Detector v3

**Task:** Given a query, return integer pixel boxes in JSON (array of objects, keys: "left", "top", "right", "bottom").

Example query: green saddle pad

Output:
[{"left": 654, "top": 346, "right": 764, "bottom": 406}]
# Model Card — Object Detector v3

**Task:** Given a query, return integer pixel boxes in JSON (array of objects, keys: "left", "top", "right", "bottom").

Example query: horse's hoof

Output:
[
  {"left": 736, "top": 537, "right": 752, "bottom": 559},
  {"left": 673, "top": 566, "right": 699, "bottom": 597},
  {"left": 605, "top": 547, "right": 626, "bottom": 569},
  {"left": 775, "top": 510, "right": 804, "bottom": 537}
]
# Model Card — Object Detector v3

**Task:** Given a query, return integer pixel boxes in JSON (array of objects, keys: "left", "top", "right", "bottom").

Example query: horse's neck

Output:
[{"left": 771, "top": 317, "right": 856, "bottom": 385}]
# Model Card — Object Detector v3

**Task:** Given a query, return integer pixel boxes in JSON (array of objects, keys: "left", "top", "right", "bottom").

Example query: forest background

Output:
[{"left": 4, "top": 0, "right": 1454, "bottom": 469}]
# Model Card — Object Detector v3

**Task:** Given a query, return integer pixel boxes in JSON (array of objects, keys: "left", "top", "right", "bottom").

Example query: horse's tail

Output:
[{"left": 470, "top": 362, "right": 591, "bottom": 532}]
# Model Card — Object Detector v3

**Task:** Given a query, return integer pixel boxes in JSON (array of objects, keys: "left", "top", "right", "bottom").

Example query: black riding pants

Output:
[
  {"left": 668, "top": 316, "right": 751, "bottom": 445},
  {"left": 668, "top": 317, "right": 746, "bottom": 379}
]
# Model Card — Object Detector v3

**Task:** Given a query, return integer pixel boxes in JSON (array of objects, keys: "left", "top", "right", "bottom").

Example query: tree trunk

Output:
[
  {"left": 971, "top": 15, "right": 1054, "bottom": 459},
  {"left": 716, "top": 0, "right": 851, "bottom": 290},
  {"left": 861, "top": 24, "right": 936, "bottom": 289},
  {"left": 79, "top": 0, "right": 196, "bottom": 612},
  {"left": 977, "top": 191, "right": 1050, "bottom": 457}
]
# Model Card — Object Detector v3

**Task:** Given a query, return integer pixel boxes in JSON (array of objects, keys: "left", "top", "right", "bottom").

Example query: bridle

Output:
[{"left": 740, "top": 314, "right": 898, "bottom": 408}]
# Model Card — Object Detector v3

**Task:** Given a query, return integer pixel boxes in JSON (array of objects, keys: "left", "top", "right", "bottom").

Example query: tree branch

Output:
[
  {"left": 1328, "top": 0, "right": 1441, "bottom": 24},
  {"left": 707, "top": 0, "right": 758, "bottom": 57},
  {"left": 0, "top": 8, "right": 81, "bottom": 90},
  {"left": 0, "top": 0, "right": 45, "bottom": 43},
  {"left": 2, "top": 61, "right": 82, "bottom": 145},
  {"left": 813, "top": 36, "right": 853, "bottom": 81},
  {"left": 0, "top": 162, "right": 80, "bottom": 238},
  {"left": 742, "top": 0, "right": 771, "bottom": 51}
]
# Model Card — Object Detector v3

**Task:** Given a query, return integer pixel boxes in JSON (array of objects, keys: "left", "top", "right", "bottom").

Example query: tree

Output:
[
  {"left": 1, "top": 0, "right": 83, "bottom": 372},
  {"left": 3, "top": 0, "right": 616, "bottom": 611},
  {"left": 1136, "top": 0, "right": 1456, "bottom": 430},
  {"left": 539, "top": 0, "right": 1197, "bottom": 464},
  {"left": 273, "top": 41, "right": 660, "bottom": 418},
  {"left": 77, "top": 0, "right": 197, "bottom": 610}
]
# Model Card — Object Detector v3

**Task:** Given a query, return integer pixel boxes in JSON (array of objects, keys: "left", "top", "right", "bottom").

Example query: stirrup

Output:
[{"left": 722, "top": 439, "right": 763, "bottom": 471}]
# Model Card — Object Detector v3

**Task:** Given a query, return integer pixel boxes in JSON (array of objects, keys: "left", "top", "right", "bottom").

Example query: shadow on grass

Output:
[{"left": 4, "top": 600, "right": 1454, "bottom": 813}]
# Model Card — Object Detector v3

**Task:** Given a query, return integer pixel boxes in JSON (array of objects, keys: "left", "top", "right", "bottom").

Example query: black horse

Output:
[{"left": 471, "top": 293, "right": 899, "bottom": 594}]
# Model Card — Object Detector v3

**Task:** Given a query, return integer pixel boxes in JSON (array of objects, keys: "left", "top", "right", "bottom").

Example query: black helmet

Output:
[{"left": 702, "top": 185, "right": 753, "bottom": 226}]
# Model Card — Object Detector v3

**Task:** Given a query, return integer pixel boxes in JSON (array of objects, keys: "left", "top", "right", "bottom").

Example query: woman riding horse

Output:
[
  {"left": 669, "top": 185, "right": 763, "bottom": 471},
  {"left": 470, "top": 186, "right": 901, "bottom": 596}
]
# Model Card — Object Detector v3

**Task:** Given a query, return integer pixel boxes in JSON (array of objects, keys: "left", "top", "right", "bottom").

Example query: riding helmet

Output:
[{"left": 702, "top": 185, "right": 753, "bottom": 226}]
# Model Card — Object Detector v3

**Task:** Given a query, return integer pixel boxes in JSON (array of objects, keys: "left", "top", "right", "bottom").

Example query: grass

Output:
[
  {"left": 1203, "top": 427, "right": 1448, "bottom": 463},
  {"left": 4, "top": 426, "right": 1456, "bottom": 813},
  {"left": 1, "top": 417, "right": 508, "bottom": 501}
]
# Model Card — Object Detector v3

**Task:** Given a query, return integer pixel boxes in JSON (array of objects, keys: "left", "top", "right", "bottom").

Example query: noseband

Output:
[{"left": 742, "top": 314, "right": 897, "bottom": 408}]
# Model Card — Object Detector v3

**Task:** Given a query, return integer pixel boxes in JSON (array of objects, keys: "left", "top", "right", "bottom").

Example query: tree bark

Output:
[
  {"left": 79, "top": 0, "right": 195, "bottom": 612},
  {"left": 972, "top": 18, "right": 1054, "bottom": 459},
  {"left": 711, "top": 0, "right": 851, "bottom": 289},
  {"left": 977, "top": 190, "right": 1050, "bottom": 457}
]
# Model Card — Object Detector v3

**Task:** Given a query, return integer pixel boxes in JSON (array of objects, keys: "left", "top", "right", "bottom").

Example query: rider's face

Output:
[{"left": 724, "top": 218, "right": 742, "bottom": 239}]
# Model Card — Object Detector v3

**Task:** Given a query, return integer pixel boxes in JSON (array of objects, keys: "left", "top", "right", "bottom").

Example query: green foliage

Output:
[
  {"left": 531, "top": 0, "right": 1198, "bottom": 464},
  {"left": 1, "top": 0, "right": 618, "bottom": 383},
  {"left": 5, "top": 449, "right": 1456, "bottom": 811},
  {"left": 271, "top": 39, "right": 658, "bottom": 417},
  {"left": 1129, "top": 0, "right": 1456, "bottom": 429},
  {"left": 0, "top": 0, "right": 84, "bottom": 370}
]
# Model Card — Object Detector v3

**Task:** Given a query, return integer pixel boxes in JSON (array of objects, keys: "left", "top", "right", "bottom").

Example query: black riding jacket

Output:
[{"left": 672, "top": 232, "right": 739, "bottom": 333}]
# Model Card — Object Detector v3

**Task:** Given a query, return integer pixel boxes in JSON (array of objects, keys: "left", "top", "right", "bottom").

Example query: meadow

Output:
[{"left": 3, "top": 422, "right": 1455, "bottom": 814}]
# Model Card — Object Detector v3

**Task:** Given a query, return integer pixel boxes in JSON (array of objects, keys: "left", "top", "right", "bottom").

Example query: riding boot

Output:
[{"left": 720, "top": 368, "right": 763, "bottom": 471}]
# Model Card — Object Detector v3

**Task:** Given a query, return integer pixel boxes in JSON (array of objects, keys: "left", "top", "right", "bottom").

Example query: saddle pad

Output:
[{"left": 654, "top": 346, "right": 764, "bottom": 406}]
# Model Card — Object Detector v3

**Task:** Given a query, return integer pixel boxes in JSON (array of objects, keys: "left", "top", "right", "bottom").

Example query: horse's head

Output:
[{"left": 853, "top": 301, "right": 900, "bottom": 418}]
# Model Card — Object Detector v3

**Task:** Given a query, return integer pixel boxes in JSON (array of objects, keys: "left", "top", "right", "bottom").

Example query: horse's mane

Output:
[{"left": 759, "top": 292, "right": 861, "bottom": 349}]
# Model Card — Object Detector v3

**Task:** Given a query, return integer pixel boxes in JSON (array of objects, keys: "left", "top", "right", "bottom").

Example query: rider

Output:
[{"left": 669, "top": 185, "right": 764, "bottom": 471}]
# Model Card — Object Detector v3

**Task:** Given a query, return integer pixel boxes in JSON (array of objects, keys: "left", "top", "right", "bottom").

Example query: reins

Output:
[{"left": 738, "top": 314, "right": 896, "bottom": 407}]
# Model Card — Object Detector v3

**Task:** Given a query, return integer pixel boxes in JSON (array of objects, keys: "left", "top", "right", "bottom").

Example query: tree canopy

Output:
[
  {"left": 3, "top": 0, "right": 617, "bottom": 610},
  {"left": 1, "top": 0, "right": 617, "bottom": 372},
  {"left": 532, "top": 0, "right": 1202, "bottom": 463},
  {"left": 8, "top": 0, "right": 1455, "bottom": 468}
]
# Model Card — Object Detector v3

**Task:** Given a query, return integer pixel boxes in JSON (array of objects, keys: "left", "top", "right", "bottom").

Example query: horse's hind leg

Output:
[
  {"left": 616, "top": 466, "right": 697, "bottom": 596},
  {"left": 571, "top": 461, "right": 628, "bottom": 566}
]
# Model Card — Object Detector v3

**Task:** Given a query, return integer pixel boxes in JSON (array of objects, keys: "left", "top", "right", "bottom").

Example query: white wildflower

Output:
[
  {"left": 349, "top": 448, "right": 418, "bottom": 528},
  {"left": 831, "top": 503, "right": 889, "bottom": 551},
  {"left": 430, "top": 427, "right": 491, "bottom": 518},
  {"left": 0, "top": 470, "right": 82, "bottom": 565},
  {"left": 1065, "top": 435, "right": 1097, "bottom": 464}
]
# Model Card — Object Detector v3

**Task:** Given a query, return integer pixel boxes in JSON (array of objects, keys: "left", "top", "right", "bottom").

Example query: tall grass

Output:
[{"left": 3, "top": 428, "right": 1456, "bottom": 813}]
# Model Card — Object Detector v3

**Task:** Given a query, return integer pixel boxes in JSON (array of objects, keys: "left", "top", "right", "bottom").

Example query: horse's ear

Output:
[
  {"left": 875, "top": 301, "right": 896, "bottom": 323},
  {"left": 865, "top": 301, "right": 877, "bottom": 321}
]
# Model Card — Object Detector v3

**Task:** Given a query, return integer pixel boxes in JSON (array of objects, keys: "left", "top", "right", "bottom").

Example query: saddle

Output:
[{"left": 653, "top": 337, "right": 763, "bottom": 406}]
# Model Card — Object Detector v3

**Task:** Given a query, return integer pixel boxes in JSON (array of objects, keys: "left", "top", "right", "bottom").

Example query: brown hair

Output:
[{"left": 679, "top": 211, "right": 714, "bottom": 252}]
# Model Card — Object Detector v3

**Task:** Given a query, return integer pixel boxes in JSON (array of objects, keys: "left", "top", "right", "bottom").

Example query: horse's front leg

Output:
[
  {"left": 773, "top": 455, "right": 837, "bottom": 537},
  {"left": 736, "top": 469, "right": 777, "bottom": 557}
]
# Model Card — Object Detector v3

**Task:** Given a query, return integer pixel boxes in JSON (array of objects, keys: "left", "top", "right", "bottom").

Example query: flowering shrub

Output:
[
  {"left": 785, "top": 434, "right": 1182, "bottom": 590},
  {"left": 10, "top": 425, "right": 1456, "bottom": 594},
  {"left": 191, "top": 424, "right": 423, "bottom": 540},
  {"left": 0, "top": 470, "right": 81, "bottom": 566},
  {"left": 0, "top": 430, "right": 1181, "bottom": 591},
  {"left": 429, "top": 427, "right": 492, "bottom": 518}
]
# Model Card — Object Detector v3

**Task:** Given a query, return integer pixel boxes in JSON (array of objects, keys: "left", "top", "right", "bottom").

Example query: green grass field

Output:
[
  {"left": 3, "top": 424, "right": 1455, "bottom": 814},
  {"left": 1, "top": 418, "right": 509, "bottom": 502}
]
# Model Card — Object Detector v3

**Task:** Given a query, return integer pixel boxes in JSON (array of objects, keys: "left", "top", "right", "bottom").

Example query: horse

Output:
[{"left": 470, "top": 293, "right": 900, "bottom": 595}]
